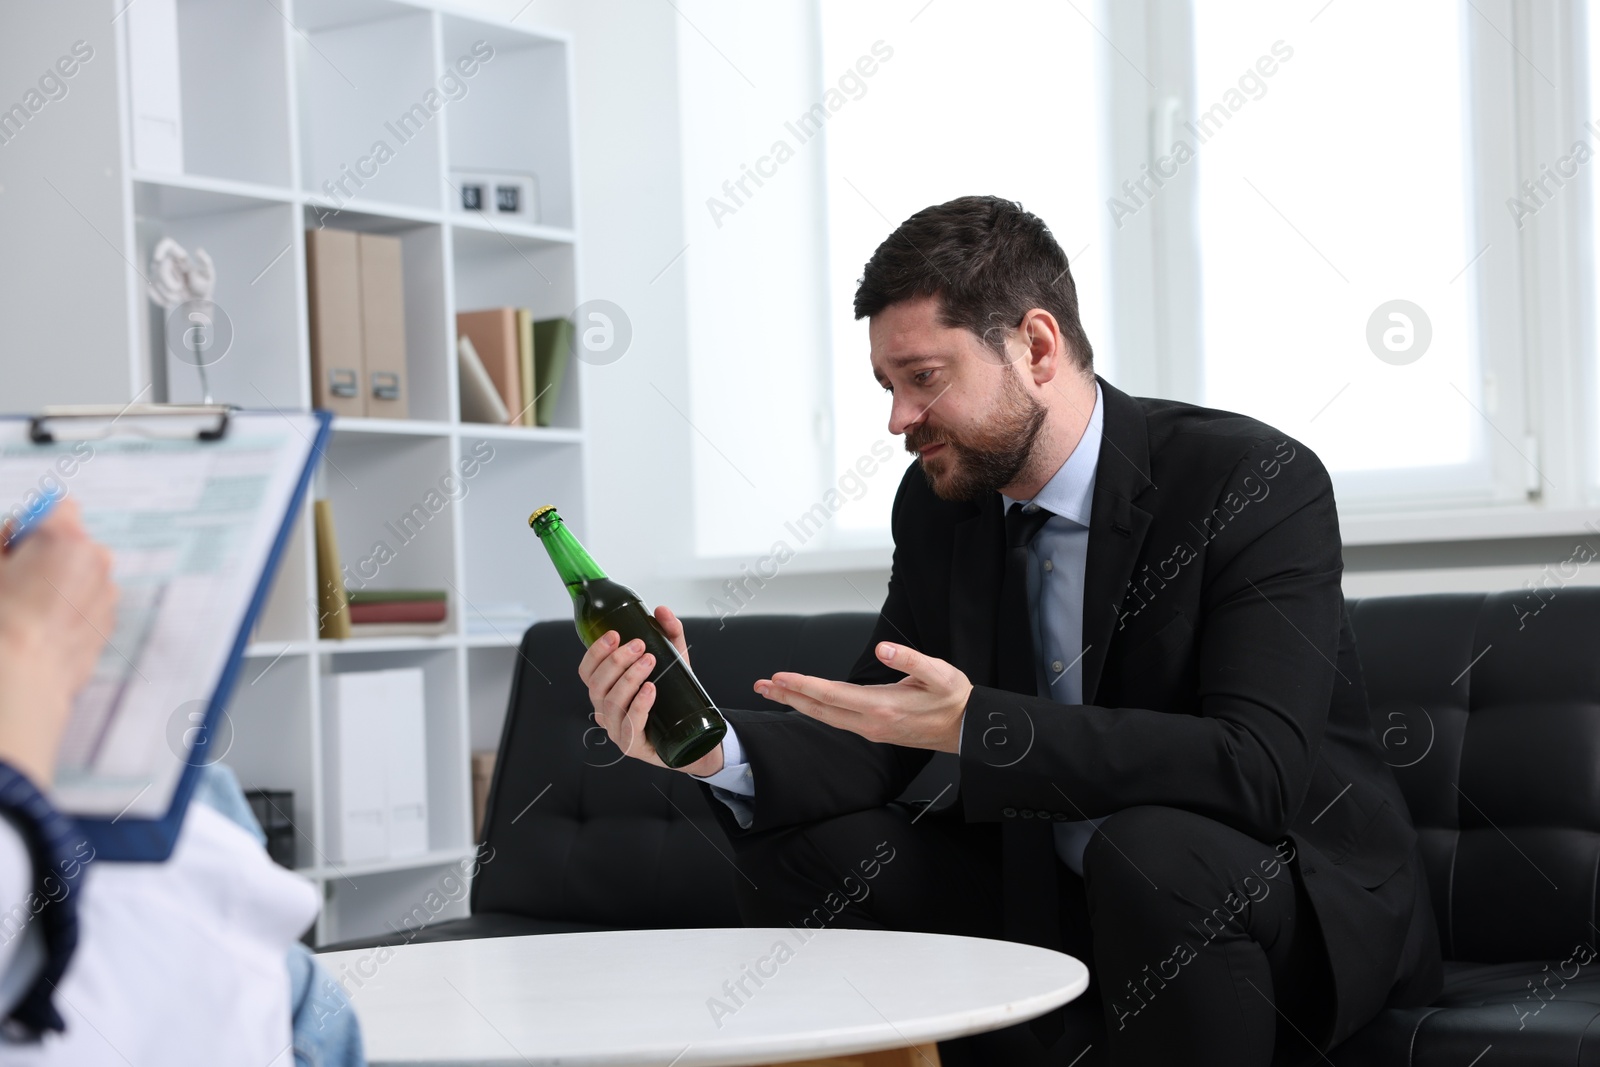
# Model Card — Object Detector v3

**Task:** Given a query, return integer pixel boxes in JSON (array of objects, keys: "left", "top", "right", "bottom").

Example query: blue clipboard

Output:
[{"left": 18, "top": 405, "right": 333, "bottom": 862}]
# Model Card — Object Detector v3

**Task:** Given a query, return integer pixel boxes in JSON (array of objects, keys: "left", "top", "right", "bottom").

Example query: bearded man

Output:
[{"left": 579, "top": 195, "right": 1442, "bottom": 1066}]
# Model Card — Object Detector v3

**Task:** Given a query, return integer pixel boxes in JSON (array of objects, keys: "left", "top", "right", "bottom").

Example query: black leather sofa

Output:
[{"left": 321, "top": 591, "right": 1600, "bottom": 1064}]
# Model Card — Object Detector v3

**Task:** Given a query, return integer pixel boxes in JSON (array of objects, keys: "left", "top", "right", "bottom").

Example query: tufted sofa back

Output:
[
  {"left": 475, "top": 591, "right": 1600, "bottom": 965},
  {"left": 1348, "top": 589, "right": 1600, "bottom": 963}
]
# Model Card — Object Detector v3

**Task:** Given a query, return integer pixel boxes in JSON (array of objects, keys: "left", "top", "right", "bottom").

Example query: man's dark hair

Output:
[{"left": 853, "top": 195, "right": 1094, "bottom": 375}]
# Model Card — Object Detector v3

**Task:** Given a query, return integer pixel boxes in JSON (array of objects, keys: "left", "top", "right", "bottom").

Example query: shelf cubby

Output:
[
  {"left": 133, "top": 182, "right": 303, "bottom": 409},
  {"left": 450, "top": 226, "right": 576, "bottom": 317},
  {"left": 467, "top": 644, "right": 520, "bottom": 754},
  {"left": 458, "top": 434, "right": 584, "bottom": 625},
  {"left": 318, "top": 856, "right": 474, "bottom": 945},
  {"left": 439, "top": 14, "right": 574, "bottom": 230},
  {"left": 450, "top": 229, "right": 581, "bottom": 430},
  {"left": 318, "top": 431, "right": 459, "bottom": 600},
  {"left": 293, "top": 2, "right": 443, "bottom": 211},
  {"left": 171, "top": 0, "right": 295, "bottom": 188},
  {"left": 322, "top": 645, "right": 470, "bottom": 858},
  {"left": 302, "top": 206, "right": 453, "bottom": 423}
]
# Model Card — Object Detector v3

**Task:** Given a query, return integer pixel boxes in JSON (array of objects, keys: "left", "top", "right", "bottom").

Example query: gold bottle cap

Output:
[{"left": 528, "top": 505, "right": 558, "bottom": 528}]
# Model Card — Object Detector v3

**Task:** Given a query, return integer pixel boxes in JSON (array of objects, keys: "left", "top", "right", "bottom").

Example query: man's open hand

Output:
[{"left": 753, "top": 642, "right": 972, "bottom": 753}]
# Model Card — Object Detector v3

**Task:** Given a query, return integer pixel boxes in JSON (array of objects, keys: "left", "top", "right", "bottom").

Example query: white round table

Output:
[{"left": 317, "top": 927, "right": 1089, "bottom": 1066}]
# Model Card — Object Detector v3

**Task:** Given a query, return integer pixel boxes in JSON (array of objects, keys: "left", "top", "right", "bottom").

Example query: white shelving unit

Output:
[{"left": 0, "top": 0, "right": 587, "bottom": 945}]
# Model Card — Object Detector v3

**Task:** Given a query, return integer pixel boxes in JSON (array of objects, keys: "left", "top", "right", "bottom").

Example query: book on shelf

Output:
[
  {"left": 456, "top": 308, "right": 521, "bottom": 425},
  {"left": 345, "top": 591, "right": 450, "bottom": 637},
  {"left": 457, "top": 335, "right": 511, "bottom": 425},
  {"left": 346, "top": 620, "right": 452, "bottom": 639},
  {"left": 313, "top": 499, "right": 351, "bottom": 639},
  {"left": 516, "top": 309, "right": 536, "bottom": 427},
  {"left": 456, "top": 308, "right": 574, "bottom": 428},
  {"left": 306, "top": 228, "right": 409, "bottom": 418},
  {"left": 347, "top": 589, "right": 449, "bottom": 625},
  {"left": 531, "top": 316, "right": 573, "bottom": 428}
]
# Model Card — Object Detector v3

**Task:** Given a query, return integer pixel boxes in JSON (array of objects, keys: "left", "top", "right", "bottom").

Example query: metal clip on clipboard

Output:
[{"left": 28, "top": 403, "right": 233, "bottom": 444}]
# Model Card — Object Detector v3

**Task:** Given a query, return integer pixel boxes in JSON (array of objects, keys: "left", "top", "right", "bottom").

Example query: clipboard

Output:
[{"left": 0, "top": 404, "right": 332, "bottom": 862}]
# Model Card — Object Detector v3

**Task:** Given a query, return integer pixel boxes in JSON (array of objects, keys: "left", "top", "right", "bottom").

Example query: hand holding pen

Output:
[{"left": 0, "top": 492, "right": 118, "bottom": 787}]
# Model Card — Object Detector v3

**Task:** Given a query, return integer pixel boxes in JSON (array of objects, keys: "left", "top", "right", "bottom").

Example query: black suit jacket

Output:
[{"left": 706, "top": 374, "right": 1443, "bottom": 1045}]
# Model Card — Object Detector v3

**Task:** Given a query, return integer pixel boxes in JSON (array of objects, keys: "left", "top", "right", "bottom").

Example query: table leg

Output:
[{"left": 761, "top": 1045, "right": 942, "bottom": 1067}]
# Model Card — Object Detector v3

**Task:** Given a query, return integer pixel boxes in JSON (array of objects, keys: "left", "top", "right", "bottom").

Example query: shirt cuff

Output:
[
  {"left": 691, "top": 723, "right": 754, "bottom": 796},
  {"left": 689, "top": 725, "right": 755, "bottom": 829}
]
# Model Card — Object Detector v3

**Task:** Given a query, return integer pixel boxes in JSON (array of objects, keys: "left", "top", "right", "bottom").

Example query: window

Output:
[
  {"left": 817, "top": 0, "right": 1110, "bottom": 540},
  {"left": 1192, "top": 1, "right": 1490, "bottom": 502},
  {"left": 682, "top": 0, "right": 1600, "bottom": 562}
]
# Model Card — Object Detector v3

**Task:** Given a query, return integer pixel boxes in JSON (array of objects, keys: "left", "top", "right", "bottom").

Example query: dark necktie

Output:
[{"left": 998, "top": 502, "right": 1065, "bottom": 1046}]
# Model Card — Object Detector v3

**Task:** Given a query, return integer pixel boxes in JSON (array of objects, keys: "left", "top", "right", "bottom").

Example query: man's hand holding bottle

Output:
[{"left": 578, "top": 603, "right": 725, "bottom": 777}]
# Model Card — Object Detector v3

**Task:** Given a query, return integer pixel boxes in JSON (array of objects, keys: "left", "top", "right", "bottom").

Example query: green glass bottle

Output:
[{"left": 528, "top": 505, "right": 727, "bottom": 769}]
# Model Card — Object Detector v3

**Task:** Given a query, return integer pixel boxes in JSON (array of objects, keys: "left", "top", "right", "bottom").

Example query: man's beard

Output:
[{"left": 906, "top": 372, "right": 1047, "bottom": 502}]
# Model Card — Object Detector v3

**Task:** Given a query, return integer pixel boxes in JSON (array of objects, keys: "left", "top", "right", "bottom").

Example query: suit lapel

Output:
[
  {"left": 945, "top": 375, "right": 1158, "bottom": 704},
  {"left": 1079, "top": 376, "right": 1157, "bottom": 704}
]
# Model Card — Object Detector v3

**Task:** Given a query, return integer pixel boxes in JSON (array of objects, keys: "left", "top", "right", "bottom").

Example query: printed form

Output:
[{"left": 0, "top": 411, "right": 320, "bottom": 819}]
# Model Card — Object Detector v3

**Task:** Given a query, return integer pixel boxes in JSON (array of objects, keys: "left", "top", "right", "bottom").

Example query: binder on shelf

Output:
[
  {"left": 305, "top": 229, "right": 365, "bottom": 418},
  {"left": 532, "top": 317, "right": 573, "bottom": 428},
  {"left": 384, "top": 668, "right": 429, "bottom": 859},
  {"left": 456, "top": 309, "right": 521, "bottom": 424},
  {"left": 322, "top": 672, "right": 390, "bottom": 864},
  {"left": 125, "top": 0, "right": 184, "bottom": 173},
  {"left": 2, "top": 404, "right": 331, "bottom": 862},
  {"left": 321, "top": 667, "right": 429, "bottom": 863},
  {"left": 357, "top": 233, "right": 408, "bottom": 420}
]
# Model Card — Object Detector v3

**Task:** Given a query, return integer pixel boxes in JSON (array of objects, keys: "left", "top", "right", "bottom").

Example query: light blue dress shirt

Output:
[{"left": 699, "top": 381, "right": 1108, "bottom": 876}]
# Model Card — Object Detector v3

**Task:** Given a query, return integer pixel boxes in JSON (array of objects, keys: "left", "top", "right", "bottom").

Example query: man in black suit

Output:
[{"left": 580, "top": 195, "right": 1443, "bottom": 1065}]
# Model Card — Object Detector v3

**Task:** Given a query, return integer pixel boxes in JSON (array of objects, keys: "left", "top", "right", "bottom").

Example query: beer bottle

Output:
[{"left": 528, "top": 505, "right": 727, "bottom": 769}]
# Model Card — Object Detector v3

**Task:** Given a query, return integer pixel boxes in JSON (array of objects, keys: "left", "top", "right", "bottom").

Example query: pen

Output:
[{"left": 2, "top": 486, "right": 62, "bottom": 553}]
